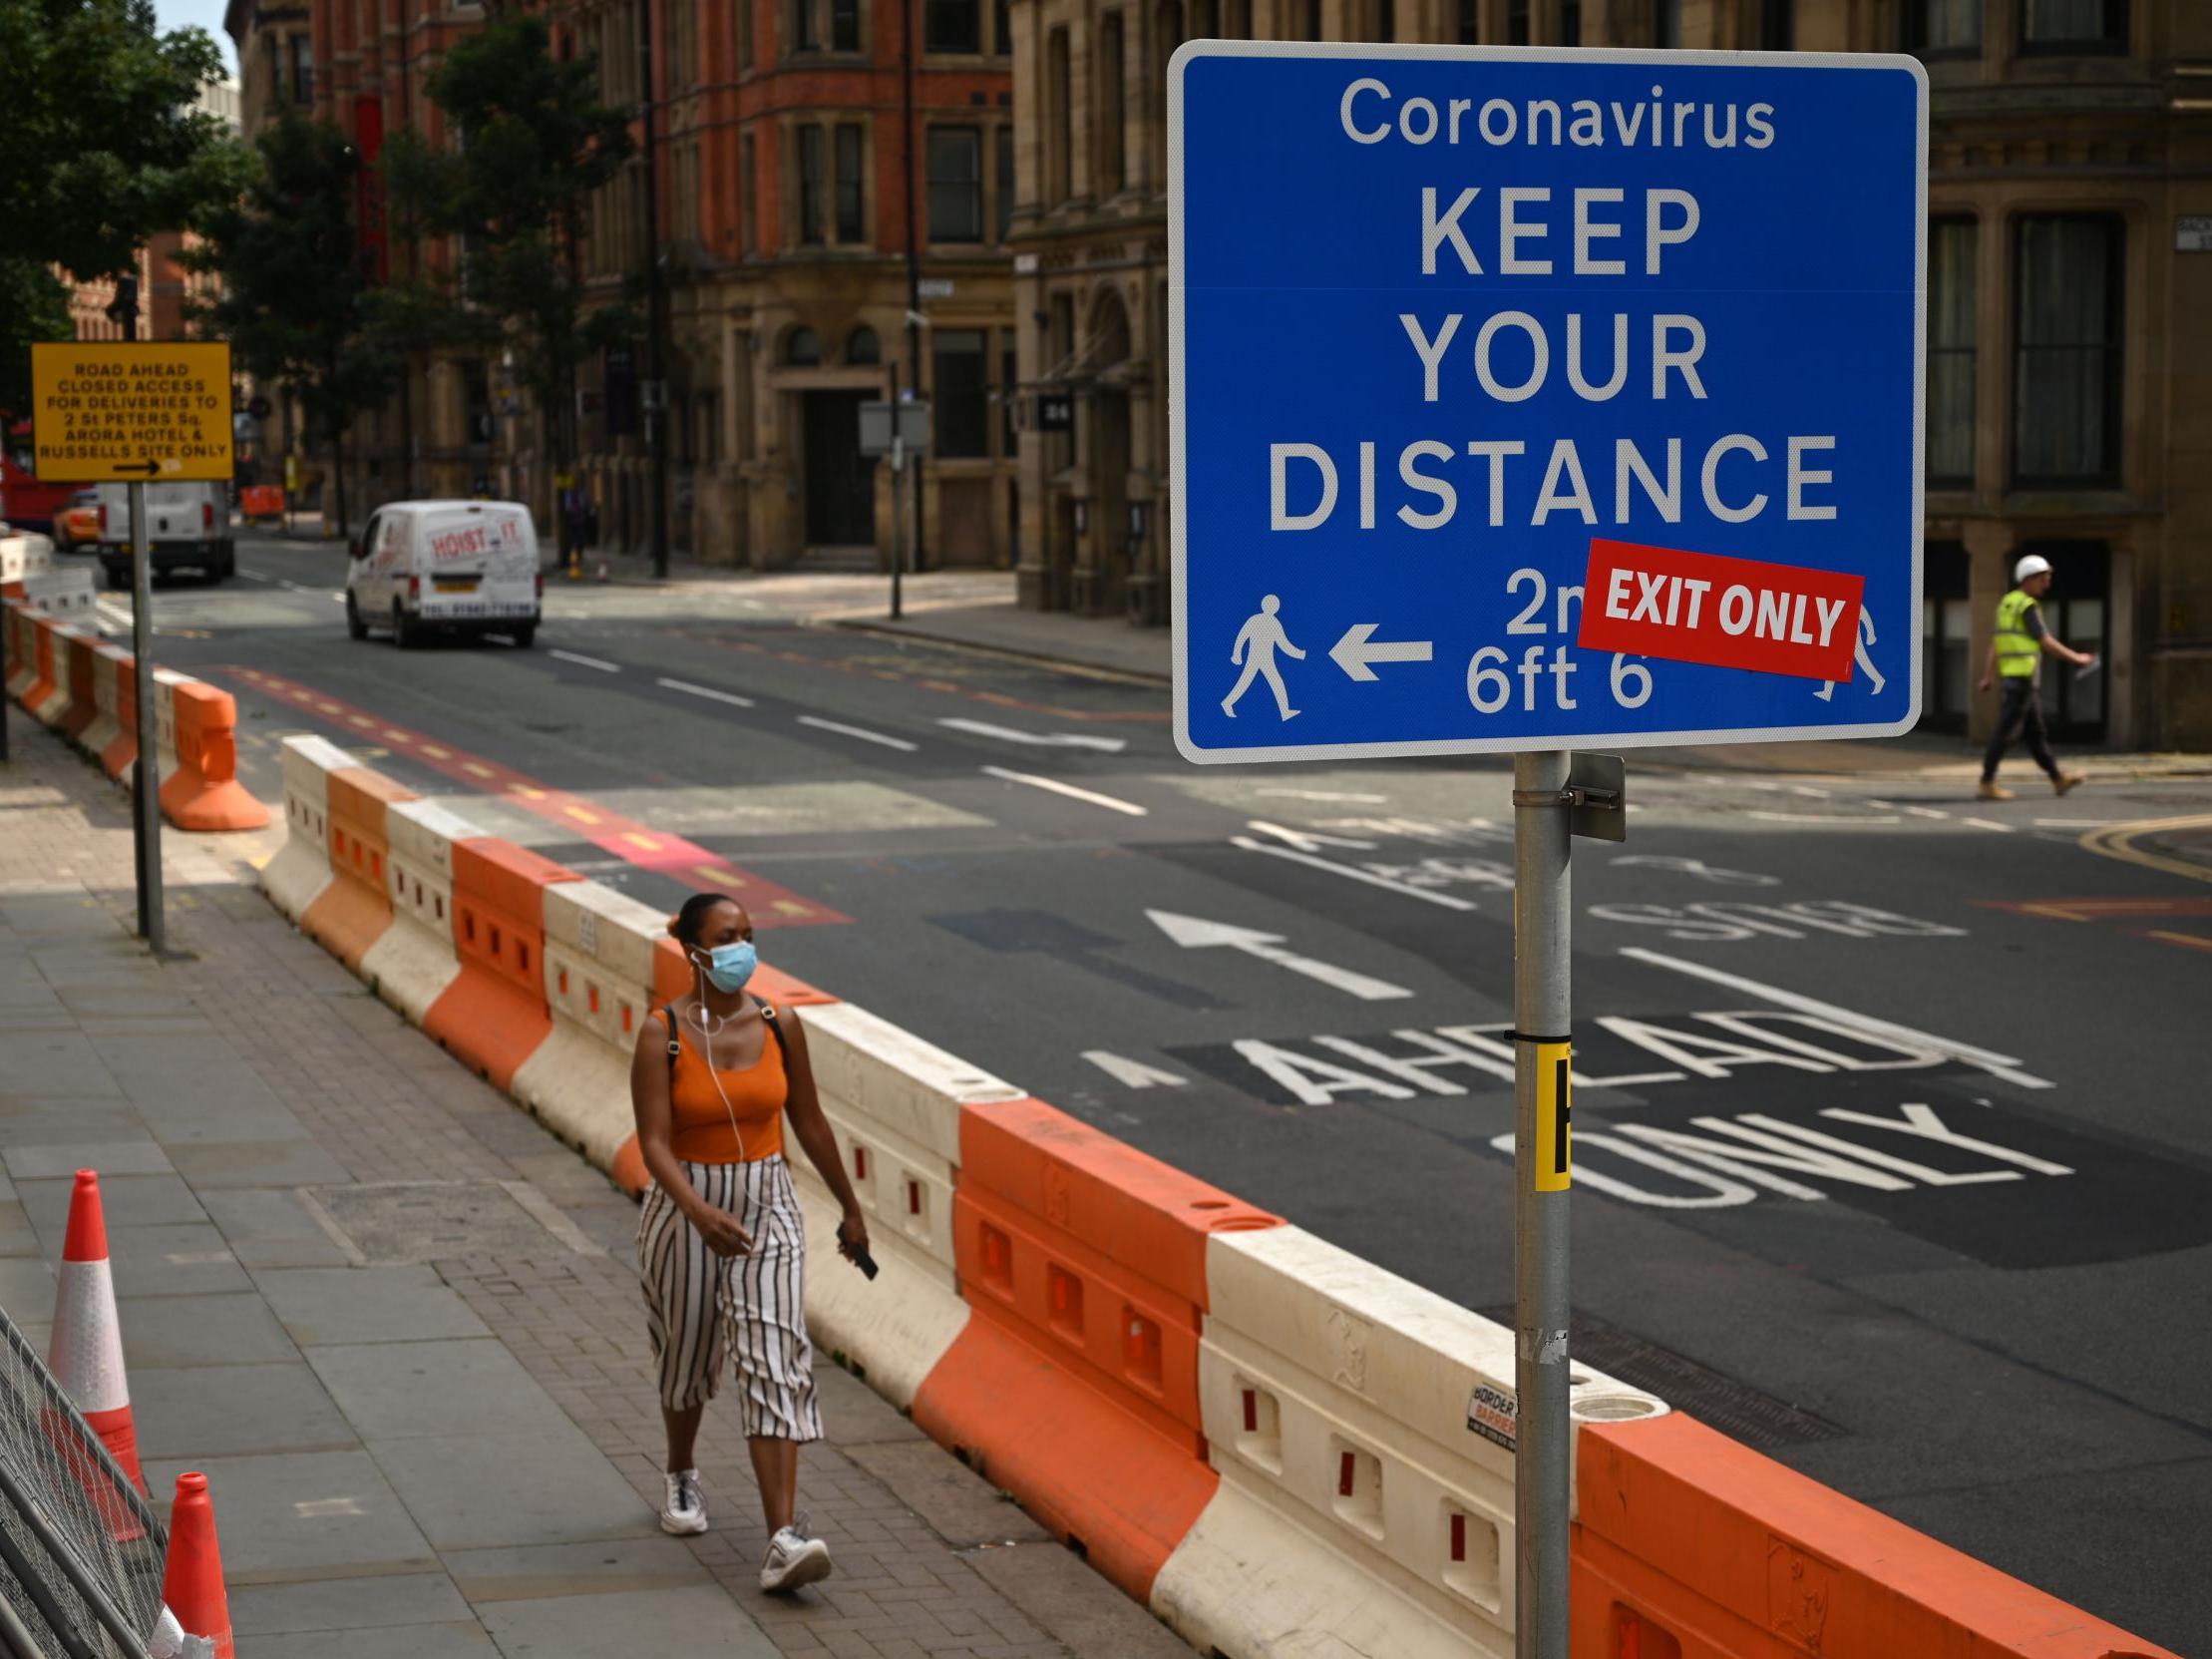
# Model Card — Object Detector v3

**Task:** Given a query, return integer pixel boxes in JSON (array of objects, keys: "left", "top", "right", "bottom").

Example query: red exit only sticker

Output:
[{"left": 1576, "top": 539, "right": 1866, "bottom": 683}]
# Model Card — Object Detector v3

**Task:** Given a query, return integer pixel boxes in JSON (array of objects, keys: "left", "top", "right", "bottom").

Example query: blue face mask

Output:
[{"left": 694, "top": 940, "right": 757, "bottom": 995}]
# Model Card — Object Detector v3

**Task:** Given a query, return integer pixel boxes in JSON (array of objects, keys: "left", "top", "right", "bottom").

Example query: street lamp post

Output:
[
  {"left": 901, "top": 0, "right": 925, "bottom": 574},
  {"left": 640, "top": 0, "right": 671, "bottom": 580}
]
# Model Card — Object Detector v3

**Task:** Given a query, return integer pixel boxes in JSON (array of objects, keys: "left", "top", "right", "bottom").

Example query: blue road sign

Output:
[{"left": 1170, "top": 45, "right": 1926, "bottom": 763}]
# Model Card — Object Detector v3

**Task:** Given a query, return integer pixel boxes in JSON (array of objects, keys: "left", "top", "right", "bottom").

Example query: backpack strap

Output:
[{"left": 760, "top": 1002, "right": 789, "bottom": 1060}]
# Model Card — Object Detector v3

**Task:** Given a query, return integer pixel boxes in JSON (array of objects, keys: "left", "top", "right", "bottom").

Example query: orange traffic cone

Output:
[
  {"left": 48, "top": 1171, "right": 147, "bottom": 1494},
  {"left": 160, "top": 1472, "right": 233, "bottom": 1659}
]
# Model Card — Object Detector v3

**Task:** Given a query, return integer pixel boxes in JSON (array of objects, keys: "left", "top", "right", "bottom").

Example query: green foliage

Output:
[
  {"left": 387, "top": 13, "right": 638, "bottom": 454},
  {"left": 184, "top": 113, "right": 397, "bottom": 457},
  {"left": 0, "top": 0, "right": 250, "bottom": 409}
]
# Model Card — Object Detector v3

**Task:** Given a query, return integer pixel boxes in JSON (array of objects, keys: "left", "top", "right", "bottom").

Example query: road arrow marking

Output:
[
  {"left": 1082, "top": 1050, "right": 1188, "bottom": 1088},
  {"left": 939, "top": 717, "right": 1127, "bottom": 752},
  {"left": 1147, "top": 909, "right": 1414, "bottom": 1001},
  {"left": 1329, "top": 623, "right": 1433, "bottom": 682}
]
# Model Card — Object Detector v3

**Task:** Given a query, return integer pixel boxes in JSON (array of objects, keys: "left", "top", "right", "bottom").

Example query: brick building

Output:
[
  {"left": 273, "top": 0, "right": 1018, "bottom": 566},
  {"left": 564, "top": 0, "right": 1019, "bottom": 569},
  {"left": 1007, "top": 0, "right": 2212, "bottom": 749}
]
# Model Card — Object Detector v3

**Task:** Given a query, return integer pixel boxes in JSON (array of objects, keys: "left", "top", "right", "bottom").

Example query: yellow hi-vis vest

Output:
[{"left": 1994, "top": 589, "right": 2041, "bottom": 679}]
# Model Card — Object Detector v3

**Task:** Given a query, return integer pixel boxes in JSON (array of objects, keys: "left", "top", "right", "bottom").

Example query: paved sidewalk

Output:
[{"left": 0, "top": 719, "right": 1185, "bottom": 1659}]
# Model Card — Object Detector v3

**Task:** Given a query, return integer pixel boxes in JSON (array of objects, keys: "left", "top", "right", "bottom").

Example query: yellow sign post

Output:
[{"left": 28, "top": 341, "right": 234, "bottom": 482}]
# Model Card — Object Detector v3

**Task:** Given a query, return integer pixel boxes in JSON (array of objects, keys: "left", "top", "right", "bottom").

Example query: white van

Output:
[
  {"left": 345, "top": 500, "right": 543, "bottom": 648},
  {"left": 91, "top": 482, "right": 233, "bottom": 587}
]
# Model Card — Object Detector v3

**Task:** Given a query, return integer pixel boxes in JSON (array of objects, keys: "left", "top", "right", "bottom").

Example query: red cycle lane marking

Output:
[{"left": 214, "top": 665, "right": 850, "bottom": 928}]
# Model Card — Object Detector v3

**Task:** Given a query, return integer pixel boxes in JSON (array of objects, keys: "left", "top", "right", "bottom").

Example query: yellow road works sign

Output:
[
  {"left": 1533, "top": 1040, "right": 1572, "bottom": 1193},
  {"left": 30, "top": 341, "right": 234, "bottom": 482}
]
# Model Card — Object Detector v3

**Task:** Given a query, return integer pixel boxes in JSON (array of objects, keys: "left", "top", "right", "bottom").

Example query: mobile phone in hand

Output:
[{"left": 852, "top": 1246, "right": 879, "bottom": 1281}]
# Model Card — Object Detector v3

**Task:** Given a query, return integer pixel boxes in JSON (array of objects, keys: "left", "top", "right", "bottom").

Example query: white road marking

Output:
[
  {"left": 1255, "top": 788, "right": 1389, "bottom": 804},
  {"left": 1230, "top": 835, "right": 1478, "bottom": 911},
  {"left": 1620, "top": 947, "right": 2052, "bottom": 1089},
  {"left": 328, "top": 592, "right": 345, "bottom": 603},
  {"left": 1894, "top": 804, "right": 1952, "bottom": 821},
  {"left": 1959, "top": 816, "right": 2014, "bottom": 833},
  {"left": 279, "top": 580, "right": 307, "bottom": 592},
  {"left": 235, "top": 569, "right": 272, "bottom": 583},
  {"left": 95, "top": 600, "right": 135, "bottom": 631},
  {"left": 657, "top": 676, "right": 756, "bottom": 708},
  {"left": 1082, "top": 1050, "right": 1188, "bottom": 1088},
  {"left": 938, "top": 717, "right": 1127, "bottom": 753},
  {"left": 2033, "top": 818, "right": 2118, "bottom": 828},
  {"left": 552, "top": 649, "right": 620, "bottom": 672},
  {"left": 802, "top": 715, "right": 919, "bottom": 751},
  {"left": 1783, "top": 784, "right": 1832, "bottom": 798},
  {"left": 1746, "top": 810, "right": 1903, "bottom": 825},
  {"left": 981, "top": 765, "right": 1145, "bottom": 814},
  {"left": 1149, "top": 909, "right": 1412, "bottom": 1001}
]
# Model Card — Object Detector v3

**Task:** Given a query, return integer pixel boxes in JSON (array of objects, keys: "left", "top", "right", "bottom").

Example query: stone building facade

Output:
[{"left": 1007, "top": 0, "right": 2212, "bottom": 748}]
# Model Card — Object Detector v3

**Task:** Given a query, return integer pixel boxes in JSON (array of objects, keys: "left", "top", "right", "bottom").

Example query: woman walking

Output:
[{"left": 631, "top": 891, "right": 870, "bottom": 1592}]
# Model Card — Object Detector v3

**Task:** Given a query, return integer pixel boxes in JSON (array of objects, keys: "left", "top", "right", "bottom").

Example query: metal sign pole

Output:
[
  {"left": 890, "top": 435, "right": 907, "bottom": 622},
  {"left": 129, "top": 481, "right": 163, "bottom": 953},
  {"left": 1512, "top": 747, "right": 1572, "bottom": 1659}
]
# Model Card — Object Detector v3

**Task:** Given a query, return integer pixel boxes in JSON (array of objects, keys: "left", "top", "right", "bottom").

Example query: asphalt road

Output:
[{"left": 107, "top": 535, "right": 2212, "bottom": 1650}]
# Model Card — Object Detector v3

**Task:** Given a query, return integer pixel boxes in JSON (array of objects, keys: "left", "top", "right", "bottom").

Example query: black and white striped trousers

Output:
[{"left": 637, "top": 1155, "right": 822, "bottom": 1440}]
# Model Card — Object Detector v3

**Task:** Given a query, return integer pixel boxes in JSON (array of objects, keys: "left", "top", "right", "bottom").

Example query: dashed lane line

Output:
[
  {"left": 1746, "top": 811, "right": 1904, "bottom": 826},
  {"left": 981, "top": 766, "right": 1148, "bottom": 817},
  {"left": 657, "top": 676, "right": 757, "bottom": 708},
  {"left": 798, "top": 715, "right": 918, "bottom": 752},
  {"left": 551, "top": 648, "right": 621, "bottom": 672},
  {"left": 937, "top": 716, "right": 1128, "bottom": 753}
]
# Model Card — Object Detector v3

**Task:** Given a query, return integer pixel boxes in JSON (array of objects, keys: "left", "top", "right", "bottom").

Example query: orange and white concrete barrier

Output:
[
  {"left": 257, "top": 745, "right": 2185, "bottom": 1659},
  {"left": 367, "top": 797, "right": 478, "bottom": 1023},
  {"left": 300, "top": 762, "right": 417, "bottom": 971},
  {"left": 421, "top": 837, "right": 580, "bottom": 1091},
  {"left": 157, "top": 677, "right": 270, "bottom": 831},
  {"left": 3, "top": 602, "right": 268, "bottom": 830},
  {"left": 263, "top": 735, "right": 351, "bottom": 922},
  {"left": 514, "top": 880, "right": 690, "bottom": 1169}
]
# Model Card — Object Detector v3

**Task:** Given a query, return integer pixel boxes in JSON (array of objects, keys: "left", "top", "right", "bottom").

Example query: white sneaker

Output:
[
  {"left": 759, "top": 1522, "right": 833, "bottom": 1593},
  {"left": 660, "top": 1468, "right": 708, "bottom": 1536}
]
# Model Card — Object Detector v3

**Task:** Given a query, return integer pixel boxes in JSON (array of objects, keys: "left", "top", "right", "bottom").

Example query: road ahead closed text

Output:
[{"left": 1170, "top": 47, "right": 1926, "bottom": 759}]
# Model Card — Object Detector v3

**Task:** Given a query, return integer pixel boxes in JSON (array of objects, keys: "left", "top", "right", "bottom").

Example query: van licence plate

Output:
[{"left": 434, "top": 577, "right": 480, "bottom": 593}]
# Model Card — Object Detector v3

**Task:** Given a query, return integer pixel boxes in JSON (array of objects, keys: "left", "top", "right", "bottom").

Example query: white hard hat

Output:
[{"left": 2014, "top": 554, "right": 2052, "bottom": 584}]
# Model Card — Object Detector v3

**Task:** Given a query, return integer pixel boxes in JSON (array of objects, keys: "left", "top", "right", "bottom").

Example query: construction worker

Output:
[{"left": 1977, "top": 553, "right": 2095, "bottom": 801}]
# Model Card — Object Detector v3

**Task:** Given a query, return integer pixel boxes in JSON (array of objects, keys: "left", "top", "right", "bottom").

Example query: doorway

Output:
[{"left": 802, "top": 390, "right": 876, "bottom": 547}]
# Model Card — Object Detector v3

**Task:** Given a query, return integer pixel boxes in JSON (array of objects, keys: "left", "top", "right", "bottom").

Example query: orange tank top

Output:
[{"left": 667, "top": 1016, "right": 786, "bottom": 1164}]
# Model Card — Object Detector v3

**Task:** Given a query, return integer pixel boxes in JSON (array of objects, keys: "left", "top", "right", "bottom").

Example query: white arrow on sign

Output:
[
  {"left": 1329, "top": 623, "right": 1434, "bottom": 682},
  {"left": 1147, "top": 909, "right": 1413, "bottom": 1002},
  {"left": 938, "top": 717, "right": 1127, "bottom": 753}
]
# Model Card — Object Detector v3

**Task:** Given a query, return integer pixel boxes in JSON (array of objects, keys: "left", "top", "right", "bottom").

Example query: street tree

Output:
[
  {"left": 0, "top": 0, "right": 248, "bottom": 410},
  {"left": 386, "top": 14, "right": 637, "bottom": 520},
  {"left": 186, "top": 112, "right": 400, "bottom": 537}
]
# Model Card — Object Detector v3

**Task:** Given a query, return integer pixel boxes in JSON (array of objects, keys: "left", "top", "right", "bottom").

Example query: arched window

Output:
[
  {"left": 784, "top": 326, "right": 822, "bottom": 366},
  {"left": 847, "top": 325, "right": 882, "bottom": 365}
]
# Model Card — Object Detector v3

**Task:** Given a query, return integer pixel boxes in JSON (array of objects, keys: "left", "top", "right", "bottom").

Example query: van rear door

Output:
[{"left": 413, "top": 506, "right": 537, "bottom": 623}]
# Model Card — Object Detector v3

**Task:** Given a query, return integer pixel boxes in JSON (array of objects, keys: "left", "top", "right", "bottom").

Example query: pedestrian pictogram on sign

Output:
[{"left": 30, "top": 342, "right": 235, "bottom": 483}]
